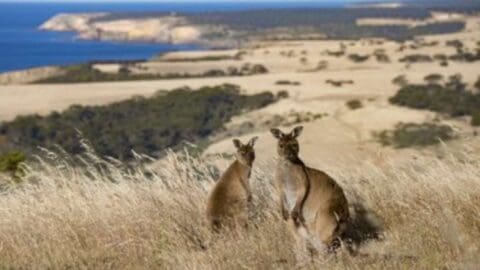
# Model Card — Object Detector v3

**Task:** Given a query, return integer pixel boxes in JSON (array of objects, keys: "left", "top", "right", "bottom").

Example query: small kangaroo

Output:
[
  {"left": 270, "top": 126, "right": 349, "bottom": 254},
  {"left": 206, "top": 137, "right": 258, "bottom": 230}
]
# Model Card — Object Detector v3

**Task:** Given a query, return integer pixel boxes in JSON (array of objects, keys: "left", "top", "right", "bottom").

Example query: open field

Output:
[{"left": 0, "top": 145, "right": 479, "bottom": 269}]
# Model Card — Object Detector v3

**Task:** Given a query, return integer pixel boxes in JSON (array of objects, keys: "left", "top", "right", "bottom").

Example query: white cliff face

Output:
[
  {"left": 39, "top": 13, "right": 205, "bottom": 44},
  {"left": 39, "top": 13, "right": 107, "bottom": 32}
]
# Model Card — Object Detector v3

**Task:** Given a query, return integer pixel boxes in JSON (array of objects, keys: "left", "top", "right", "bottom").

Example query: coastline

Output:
[{"left": 3, "top": 6, "right": 477, "bottom": 81}]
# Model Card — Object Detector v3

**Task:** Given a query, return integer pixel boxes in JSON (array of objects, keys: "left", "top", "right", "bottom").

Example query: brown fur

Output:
[
  {"left": 271, "top": 126, "right": 349, "bottom": 253},
  {"left": 206, "top": 137, "right": 258, "bottom": 230}
]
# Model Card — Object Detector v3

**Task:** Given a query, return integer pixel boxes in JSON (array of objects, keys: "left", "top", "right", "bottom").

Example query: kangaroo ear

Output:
[
  {"left": 248, "top": 136, "right": 258, "bottom": 147},
  {"left": 233, "top": 139, "right": 242, "bottom": 149},
  {"left": 291, "top": 126, "right": 303, "bottom": 138},
  {"left": 270, "top": 128, "right": 283, "bottom": 139}
]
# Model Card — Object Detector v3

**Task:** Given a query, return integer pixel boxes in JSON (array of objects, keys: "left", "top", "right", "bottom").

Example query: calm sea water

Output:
[{"left": 0, "top": 2, "right": 344, "bottom": 73}]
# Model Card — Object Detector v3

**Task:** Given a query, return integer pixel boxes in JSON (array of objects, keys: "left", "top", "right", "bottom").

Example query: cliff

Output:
[{"left": 39, "top": 13, "right": 209, "bottom": 45}]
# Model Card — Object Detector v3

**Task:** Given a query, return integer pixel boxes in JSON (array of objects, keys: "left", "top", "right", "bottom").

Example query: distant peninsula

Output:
[{"left": 39, "top": 7, "right": 472, "bottom": 47}]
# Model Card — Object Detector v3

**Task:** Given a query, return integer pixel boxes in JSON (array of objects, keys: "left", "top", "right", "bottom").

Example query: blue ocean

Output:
[{"left": 0, "top": 1, "right": 344, "bottom": 73}]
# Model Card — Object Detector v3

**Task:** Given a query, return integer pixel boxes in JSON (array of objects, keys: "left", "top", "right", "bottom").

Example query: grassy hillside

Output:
[
  {"left": 0, "top": 84, "right": 277, "bottom": 160},
  {"left": 0, "top": 147, "right": 478, "bottom": 269}
]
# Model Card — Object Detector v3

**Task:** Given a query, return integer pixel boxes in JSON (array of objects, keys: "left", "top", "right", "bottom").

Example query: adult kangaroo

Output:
[
  {"left": 270, "top": 126, "right": 349, "bottom": 255},
  {"left": 206, "top": 137, "right": 258, "bottom": 231}
]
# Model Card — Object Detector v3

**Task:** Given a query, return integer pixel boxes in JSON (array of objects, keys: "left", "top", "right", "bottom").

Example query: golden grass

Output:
[{"left": 0, "top": 145, "right": 479, "bottom": 269}]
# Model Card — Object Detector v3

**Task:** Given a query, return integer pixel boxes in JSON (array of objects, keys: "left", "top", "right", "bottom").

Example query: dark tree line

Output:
[{"left": 0, "top": 84, "right": 277, "bottom": 160}]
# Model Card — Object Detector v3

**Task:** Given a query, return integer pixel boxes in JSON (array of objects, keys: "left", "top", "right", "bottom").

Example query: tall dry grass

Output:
[{"left": 0, "top": 144, "right": 479, "bottom": 269}]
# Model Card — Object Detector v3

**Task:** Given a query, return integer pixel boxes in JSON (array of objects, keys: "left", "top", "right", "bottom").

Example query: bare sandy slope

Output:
[{"left": 1, "top": 15, "right": 480, "bottom": 164}]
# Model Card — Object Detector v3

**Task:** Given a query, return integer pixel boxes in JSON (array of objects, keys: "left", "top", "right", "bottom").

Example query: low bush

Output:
[
  {"left": 374, "top": 123, "right": 454, "bottom": 148},
  {"left": 392, "top": 75, "right": 408, "bottom": 87},
  {"left": 446, "top": 39, "right": 464, "bottom": 49},
  {"left": 276, "top": 90, "right": 289, "bottom": 99},
  {"left": 346, "top": 99, "right": 363, "bottom": 110},
  {"left": 348, "top": 54, "right": 370, "bottom": 63},
  {"left": 325, "top": 50, "right": 345, "bottom": 57},
  {"left": 326, "top": 79, "right": 354, "bottom": 87},
  {"left": 399, "top": 54, "right": 433, "bottom": 63},
  {"left": 0, "top": 151, "right": 25, "bottom": 174},
  {"left": 275, "top": 80, "right": 301, "bottom": 86},
  {"left": 448, "top": 51, "right": 480, "bottom": 62},
  {"left": 423, "top": 73, "right": 443, "bottom": 84}
]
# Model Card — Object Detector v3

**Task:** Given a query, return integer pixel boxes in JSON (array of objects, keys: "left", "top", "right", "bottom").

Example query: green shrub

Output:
[
  {"left": 399, "top": 54, "right": 433, "bottom": 63},
  {"left": 276, "top": 90, "right": 290, "bottom": 99},
  {"left": 424, "top": 73, "right": 443, "bottom": 84},
  {"left": 475, "top": 76, "right": 480, "bottom": 91},
  {"left": 392, "top": 75, "right": 408, "bottom": 87},
  {"left": 472, "top": 111, "right": 480, "bottom": 126},
  {"left": 374, "top": 123, "right": 454, "bottom": 148},
  {"left": 346, "top": 99, "right": 363, "bottom": 110},
  {"left": 434, "top": 54, "right": 447, "bottom": 61},
  {"left": 275, "top": 80, "right": 301, "bottom": 86},
  {"left": 374, "top": 53, "right": 390, "bottom": 63},
  {"left": 446, "top": 39, "right": 464, "bottom": 49},
  {"left": 326, "top": 79, "right": 353, "bottom": 87},
  {"left": 326, "top": 50, "right": 345, "bottom": 57},
  {"left": 0, "top": 151, "right": 25, "bottom": 173},
  {"left": 348, "top": 54, "right": 370, "bottom": 63},
  {"left": 0, "top": 85, "right": 277, "bottom": 160}
]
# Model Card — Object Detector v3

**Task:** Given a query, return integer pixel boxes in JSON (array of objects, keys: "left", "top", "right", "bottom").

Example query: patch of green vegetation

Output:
[
  {"left": 348, "top": 54, "right": 370, "bottom": 63},
  {"left": 446, "top": 39, "right": 464, "bottom": 49},
  {"left": 326, "top": 79, "right": 354, "bottom": 87},
  {"left": 346, "top": 99, "right": 363, "bottom": 110},
  {"left": 276, "top": 90, "right": 290, "bottom": 99},
  {"left": 399, "top": 54, "right": 433, "bottom": 63},
  {"left": 275, "top": 80, "right": 301, "bottom": 86},
  {"left": 424, "top": 73, "right": 443, "bottom": 84},
  {"left": 433, "top": 54, "right": 447, "bottom": 61},
  {"left": 373, "top": 50, "right": 390, "bottom": 63},
  {"left": 326, "top": 50, "right": 345, "bottom": 57},
  {"left": 0, "top": 84, "right": 278, "bottom": 160},
  {"left": 0, "top": 151, "right": 25, "bottom": 176},
  {"left": 448, "top": 51, "right": 480, "bottom": 62},
  {"left": 392, "top": 75, "right": 408, "bottom": 87},
  {"left": 33, "top": 63, "right": 268, "bottom": 84},
  {"left": 475, "top": 76, "right": 480, "bottom": 91},
  {"left": 374, "top": 123, "right": 454, "bottom": 148},
  {"left": 471, "top": 111, "right": 480, "bottom": 126},
  {"left": 389, "top": 76, "right": 480, "bottom": 126}
]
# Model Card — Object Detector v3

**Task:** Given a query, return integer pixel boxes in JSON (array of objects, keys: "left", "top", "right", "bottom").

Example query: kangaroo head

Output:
[
  {"left": 270, "top": 126, "right": 303, "bottom": 160},
  {"left": 232, "top": 136, "right": 258, "bottom": 166}
]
